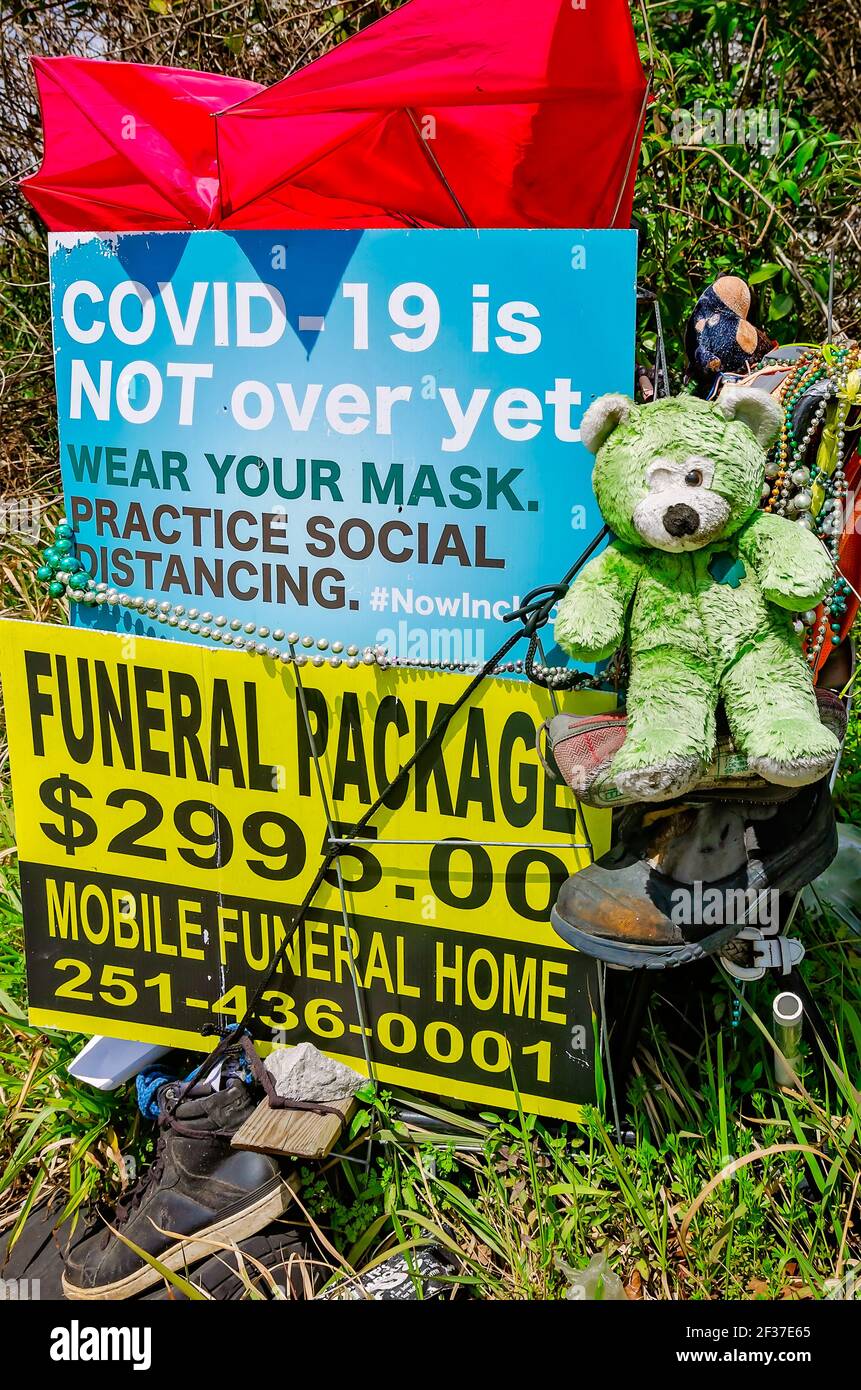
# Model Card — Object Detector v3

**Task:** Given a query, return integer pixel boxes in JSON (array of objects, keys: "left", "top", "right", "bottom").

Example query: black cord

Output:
[{"left": 506, "top": 526, "right": 610, "bottom": 689}]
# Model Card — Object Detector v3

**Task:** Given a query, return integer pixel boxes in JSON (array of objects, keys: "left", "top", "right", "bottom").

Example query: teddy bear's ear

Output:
[
  {"left": 718, "top": 386, "right": 781, "bottom": 447},
  {"left": 580, "top": 394, "right": 635, "bottom": 454}
]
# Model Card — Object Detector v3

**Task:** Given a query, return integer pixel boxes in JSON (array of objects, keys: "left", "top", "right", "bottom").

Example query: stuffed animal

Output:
[
  {"left": 685, "top": 275, "right": 773, "bottom": 392},
  {"left": 555, "top": 389, "right": 840, "bottom": 800}
]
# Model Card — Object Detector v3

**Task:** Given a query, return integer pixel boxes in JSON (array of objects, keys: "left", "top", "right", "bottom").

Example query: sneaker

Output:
[
  {"left": 62, "top": 1075, "right": 295, "bottom": 1300},
  {"left": 540, "top": 690, "right": 846, "bottom": 808},
  {"left": 550, "top": 778, "right": 838, "bottom": 969}
]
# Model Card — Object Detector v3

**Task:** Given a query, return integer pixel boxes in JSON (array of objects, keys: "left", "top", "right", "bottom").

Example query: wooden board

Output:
[{"left": 231, "top": 1096, "right": 356, "bottom": 1160}]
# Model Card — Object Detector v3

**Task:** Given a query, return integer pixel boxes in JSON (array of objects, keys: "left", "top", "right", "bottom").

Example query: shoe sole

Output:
[
  {"left": 550, "top": 806, "right": 838, "bottom": 972},
  {"left": 61, "top": 1172, "right": 296, "bottom": 1301},
  {"left": 550, "top": 905, "right": 741, "bottom": 970}
]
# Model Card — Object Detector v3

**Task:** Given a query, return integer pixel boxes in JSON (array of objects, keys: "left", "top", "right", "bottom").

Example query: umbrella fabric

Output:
[
  {"left": 215, "top": 0, "right": 647, "bottom": 230},
  {"left": 21, "top": 56, "right": 262, "bottom": 231},
  {"left": 22, "top": 0, "right": 646, "bottom": 233}
]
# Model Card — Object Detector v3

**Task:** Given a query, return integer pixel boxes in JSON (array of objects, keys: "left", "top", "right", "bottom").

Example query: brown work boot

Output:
[{"left": 551, "top": 779, "right": 837, "bottom": 969}]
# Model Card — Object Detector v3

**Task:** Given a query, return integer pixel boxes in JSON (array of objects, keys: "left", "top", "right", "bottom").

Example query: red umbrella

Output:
[
  {"left": 216, "top": 0, "right": 648, "bottom": 229},
  {"left": 22, "top": 0, "right": 646, "bottom": 233},
  {"left": 21, "top": 56, "right": 262, "bottom": 231}
]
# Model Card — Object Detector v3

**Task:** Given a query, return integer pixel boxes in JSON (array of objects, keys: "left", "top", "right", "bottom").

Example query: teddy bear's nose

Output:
[{"left": 663, "top": 503, "right": 700, "bottom": 537}]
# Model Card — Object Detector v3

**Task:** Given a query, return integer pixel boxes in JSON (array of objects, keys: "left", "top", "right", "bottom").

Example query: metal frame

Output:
[{"left": 287, "top": 630, "right": 611, "bottom": 1134}]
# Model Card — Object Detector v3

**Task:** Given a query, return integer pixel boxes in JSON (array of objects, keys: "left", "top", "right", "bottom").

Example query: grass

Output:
[{"left": 0, "top": 531, "right": 859, "bottom": 1298}]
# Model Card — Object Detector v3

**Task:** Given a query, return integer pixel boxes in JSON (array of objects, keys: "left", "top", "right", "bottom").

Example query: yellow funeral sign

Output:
[{"left": 0, "top": 620, "right": 612, "bottom": 1120}]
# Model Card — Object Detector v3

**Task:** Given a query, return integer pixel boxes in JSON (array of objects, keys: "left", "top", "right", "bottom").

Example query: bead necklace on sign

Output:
[{"left": 36, "top": 524, "right": 562, "bottom": 679}]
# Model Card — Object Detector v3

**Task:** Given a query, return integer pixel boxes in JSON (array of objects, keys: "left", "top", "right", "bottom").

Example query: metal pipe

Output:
[
  {"left": 327, "top": 837, "right": 591, "bottom": 849},
  {"left": 772, "top": 990, "right": 804, "bottom": 1087}
]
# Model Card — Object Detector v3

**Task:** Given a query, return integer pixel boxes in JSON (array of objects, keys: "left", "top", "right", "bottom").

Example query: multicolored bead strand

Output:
[{"left": 762, "top": 345, "right": 859, "bottom": 669}]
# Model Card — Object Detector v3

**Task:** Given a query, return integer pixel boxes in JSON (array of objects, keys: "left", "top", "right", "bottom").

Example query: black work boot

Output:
[
  {"left": 551, "top": 778, "right": 837, "bottom": 970},
  {"left": 63, "top": 1074, "right": 295, "bottom": 1300}
]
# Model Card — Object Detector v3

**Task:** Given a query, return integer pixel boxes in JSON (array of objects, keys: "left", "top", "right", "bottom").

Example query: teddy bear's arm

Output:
[
  {"left": 737, "top": 509, "right": 833, "bottom": 610},
  {"left": 554, "top": 541, "right": 642, "bottom": 661}
]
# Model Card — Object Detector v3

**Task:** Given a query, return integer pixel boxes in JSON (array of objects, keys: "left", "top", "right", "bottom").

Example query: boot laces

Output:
[{"left": 102, "top": 1109, "right": 180, "bottom": 1246}]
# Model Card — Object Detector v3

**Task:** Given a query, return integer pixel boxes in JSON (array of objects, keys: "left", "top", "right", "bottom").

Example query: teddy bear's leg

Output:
[
  {"left": 721, "top": 631, "right": 840, "bottom": 786},
  {"left": 610, "top": 646, "right": 717, "bottom": 800}
]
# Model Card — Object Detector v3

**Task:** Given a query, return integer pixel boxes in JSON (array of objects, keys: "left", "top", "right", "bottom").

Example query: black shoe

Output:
[
  {"left": 551, "top": 779, "right": 837, "bottom": 970},
  {"left": 62, "top": 1075, "right": 295, "bottom": 1300}
]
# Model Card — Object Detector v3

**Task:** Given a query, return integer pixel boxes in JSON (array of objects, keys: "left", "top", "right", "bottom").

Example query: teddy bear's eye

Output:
[{"left": 685, "top": 468, "right": 704, "bottom": 487}]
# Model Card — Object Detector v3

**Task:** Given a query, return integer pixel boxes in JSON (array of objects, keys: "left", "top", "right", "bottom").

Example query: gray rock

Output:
[{"left": 264, "top": 1042, "right": 365, "bottom": 1103}]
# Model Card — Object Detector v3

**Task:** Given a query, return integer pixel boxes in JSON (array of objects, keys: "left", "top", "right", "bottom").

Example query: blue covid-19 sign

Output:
[{"left": 49, "top": 228, "right": 636, "bottom": 670}]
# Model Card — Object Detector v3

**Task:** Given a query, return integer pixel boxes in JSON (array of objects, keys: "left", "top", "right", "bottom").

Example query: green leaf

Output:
[
  {"left": 778, "top": 178, "right": 801, "bottom": 205},
  {"left": 348, "top": 1108, "right": 371, "bottom": 1140},
  {"left": 769, "top": 292, "right": 795, "bottom": 321},
  {"left": 0, "top": 989, "right": 25, "bottom": 1021},
  {"left": 748, "top": 264, "right": 782, "bottom": 285},
  {"left": 793, "top": 138, "right": 817, "bottom": 173}
]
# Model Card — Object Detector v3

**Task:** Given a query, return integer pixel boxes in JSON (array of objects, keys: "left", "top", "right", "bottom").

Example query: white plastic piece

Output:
[
  {"left": 721, "top": 928, "right": 805, "bottom": 982},
  {"left": 67, "top": 1036, "right": 171, "bottom": 1090}
]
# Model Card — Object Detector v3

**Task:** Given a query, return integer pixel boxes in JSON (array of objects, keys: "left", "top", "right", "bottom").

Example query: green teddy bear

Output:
[{"left": 555, "top": 388, "right": 840, "bottom": 801}]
